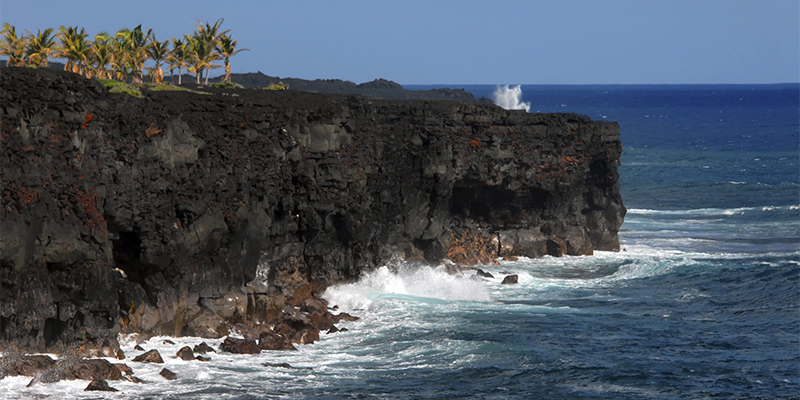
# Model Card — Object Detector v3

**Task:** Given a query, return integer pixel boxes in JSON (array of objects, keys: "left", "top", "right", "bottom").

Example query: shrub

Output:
[
  {"left": 264, "top": 81, "right": 289, "bottom": 91},
  {"left": 210, "top": 81, "right": 242, "bottom": 88},
  {"left": 98, "top": 79, "right": 141, "bottom": 98},
  {"left": 145, "top": 84, "right": 188, "bottom": 92}
]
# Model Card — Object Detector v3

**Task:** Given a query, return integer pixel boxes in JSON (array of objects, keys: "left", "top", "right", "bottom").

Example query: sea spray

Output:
[
  {"left": 322, "top": 265, "right": 492, "bottom": 311},
  {"left": 493, "top": 85, "right": 531, "bottom": 112}
]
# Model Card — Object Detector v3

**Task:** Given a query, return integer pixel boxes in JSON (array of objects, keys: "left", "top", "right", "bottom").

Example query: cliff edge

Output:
[{"left": 0, "top": 67, "right": 625, "bottom": 354}]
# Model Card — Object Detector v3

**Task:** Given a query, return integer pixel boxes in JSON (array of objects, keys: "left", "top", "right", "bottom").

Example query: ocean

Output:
[{"left": 2, "top": 84, "right": 798, "bottom": 399}]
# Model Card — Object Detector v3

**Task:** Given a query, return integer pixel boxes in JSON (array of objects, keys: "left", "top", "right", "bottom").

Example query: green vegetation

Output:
[
  {"left": 98, "top": 78, "right": 141, "bottom": 97},
  {"left": 209, "top": 81, "right": 242, "bottom": 88},
  {"left": 0, "top": 19, "right": 247, "bottom": 87},
  {"left": 144, "top": 83, "right": 187, "bottom": 92}
]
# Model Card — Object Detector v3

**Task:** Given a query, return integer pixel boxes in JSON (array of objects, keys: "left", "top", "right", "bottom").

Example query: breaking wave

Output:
[
  {"left": 493, "top": 85, "right": 531, "bottom": 112},
  {"left": 322, "top": 264, "right": 492, "bottom": 311}
]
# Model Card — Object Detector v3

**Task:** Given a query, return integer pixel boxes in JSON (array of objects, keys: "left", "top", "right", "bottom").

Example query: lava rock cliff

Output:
[{"left": 0, "top": 67, "right": 625, "bottom": 354}]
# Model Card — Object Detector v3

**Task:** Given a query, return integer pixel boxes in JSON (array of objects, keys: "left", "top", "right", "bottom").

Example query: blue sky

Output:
[{"left": 2, "top": 0, "right": 798, "bottom": 84}]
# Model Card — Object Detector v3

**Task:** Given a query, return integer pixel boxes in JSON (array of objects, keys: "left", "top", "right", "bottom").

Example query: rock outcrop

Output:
[{"left": 0, "top": 67, "right": 624, "bottom": 354}]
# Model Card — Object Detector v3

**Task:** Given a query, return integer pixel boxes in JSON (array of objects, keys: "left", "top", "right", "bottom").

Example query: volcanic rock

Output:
[
  {"left": 262, "top": 362, "right": 313, "bottom": 370},
  {"left": 220, "top": 337, "right": 261, "bottom": 354},
  {"left": 85, "top": 379, "right": 118, "bottom": 391},
  {"left": 0, "top": 354, "right": 56, "bottom": 378},
  {"left": 476, "top": 269, "right": 494, "bottom": 279},
  {"left": 193, "top": 342, "right": 216, "bottom": 354},
  {"left": 0, "top": 66, "right": 625, "bottom": 354},
  {"left": 176, "top": 346, "right": 195, "bottom": 361},
  {"left": 159, "top": 368, "right": 177, "bottom": 380},
  {"left": 132, "top": 349, "right": 164, "bottom": 364},
  {"left": 501, "top": 275, "right": 519, "bottom": 284},
  {"left": 258, "top": 331, "right": 297, "bottom": 351}
]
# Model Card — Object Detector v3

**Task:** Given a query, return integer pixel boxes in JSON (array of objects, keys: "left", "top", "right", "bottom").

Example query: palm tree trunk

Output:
[
  {"left": 225, "top": 62, "right": 231, "bottom": 83},
  {"left": 178, "top": 66, "right": 182, "bottom": 85}
]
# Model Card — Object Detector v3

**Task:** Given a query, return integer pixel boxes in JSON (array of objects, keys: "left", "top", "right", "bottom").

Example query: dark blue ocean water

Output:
[{"left": 4, "top": 85, "right": 798, "bottom": 399}]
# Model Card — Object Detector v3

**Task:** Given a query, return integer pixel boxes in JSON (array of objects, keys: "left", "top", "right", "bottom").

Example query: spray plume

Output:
[{"left": 493, "top": 85, "right": 531, "bottom": 112}]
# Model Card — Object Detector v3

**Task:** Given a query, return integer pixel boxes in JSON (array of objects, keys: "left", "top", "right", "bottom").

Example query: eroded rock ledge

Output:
[{"left": 0, "top": 67, "right": 625, "bottom": 354}]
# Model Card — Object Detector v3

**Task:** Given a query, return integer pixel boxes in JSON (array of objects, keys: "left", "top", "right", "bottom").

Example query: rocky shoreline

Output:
[{"left": 0, "top": 66, "right": 624, "bottom": 384}]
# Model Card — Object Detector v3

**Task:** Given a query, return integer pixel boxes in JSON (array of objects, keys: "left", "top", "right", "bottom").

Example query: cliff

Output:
[{"left": 0, "top": 67, "right": 625, "bottom": 354}]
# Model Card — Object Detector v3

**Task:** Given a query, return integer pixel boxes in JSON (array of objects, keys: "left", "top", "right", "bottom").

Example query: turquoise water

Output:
[{"left": 3, "top": 84, "right": 798, "bottom": 399}]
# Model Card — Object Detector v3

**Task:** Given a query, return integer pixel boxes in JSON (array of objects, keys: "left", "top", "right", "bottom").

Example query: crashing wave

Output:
[{"left": 493, "top": 85, "right": 531, "bottom": 112}]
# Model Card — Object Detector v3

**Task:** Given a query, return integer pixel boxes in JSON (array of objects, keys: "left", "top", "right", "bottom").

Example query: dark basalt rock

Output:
[
  {"left": 22, "top": 356, "right": 123, "bottom": 386},
  {"left": 0, "top": 66, "right": 624, "bottom": 354},
  {"left": 501, "top": 275, "right": 519, "bottom": 284},
  {"left": 159, "top": 368, "right": 177, "bottom": 380},
  {"left": 262, "top": 362, "right": 312, "bottom": 370},
  {"left": 132, "top": 349, "right": 164, "bottom": 364},
  {"left": 476, "top": 269, "right": 494, "bottom": 279},
  {"left": 85, "top": 379, "right": 118, "bottom": 391},
  {"left": 258, "top": 331, "right": 297, "bottom": 351},
  {"left": 220, "top": 337, "right": 261, "bottom": 354},
  {"left": 176, "top": 346, "right": 195, "bottom": 361},
  {"left": 193, "top": 342, "right": 216, "bottom": 354}
]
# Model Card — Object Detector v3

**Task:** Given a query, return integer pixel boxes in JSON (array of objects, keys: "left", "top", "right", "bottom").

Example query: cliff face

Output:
[{"left": 0, "top": 67, "right": 624, "bottom": 353}]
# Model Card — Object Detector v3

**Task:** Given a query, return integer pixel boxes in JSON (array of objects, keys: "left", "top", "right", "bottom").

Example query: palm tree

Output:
[
  {"left": 185, "top": 35, "right": 212, "bottom": 85},
  {"left": 115, "top": 24, "right": 152, "bottom": 84},
  {"left": 146, "top": 35, "right": 169, "bottom": 84},
  {"left": 89, "top": 33, "right": 115, "bottom": 79},
  {"left": 191, "top": 18, "right": 227, "bottom": 84},
  {"left": 57, "top": 25, "right": 91, "bottom": 76},
  {"left": 216, "top": 34, "right": 248, "bottom": 83},
  {"left": 0, "top": 23, "right": 28, "bottom": 67},
  {"left": 167, "top": 37, "right": 187, "bottom": 85},
  {"left": 24, "top": 28, "right": 57, "bottom": 68}
]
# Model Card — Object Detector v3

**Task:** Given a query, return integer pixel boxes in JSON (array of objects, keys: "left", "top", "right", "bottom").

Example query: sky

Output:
[{"left": 2, "top": 0, "right": 798, "bottom": 84}]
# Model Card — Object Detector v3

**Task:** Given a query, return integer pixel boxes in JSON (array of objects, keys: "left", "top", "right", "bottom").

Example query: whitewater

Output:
[{"left": 2, "top": 83, "right": 798, "bottom": 399}]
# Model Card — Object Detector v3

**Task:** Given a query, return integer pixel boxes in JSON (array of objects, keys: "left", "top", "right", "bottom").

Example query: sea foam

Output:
[{"left": 323, "top": 264, "right": 492, "bottom": 311}]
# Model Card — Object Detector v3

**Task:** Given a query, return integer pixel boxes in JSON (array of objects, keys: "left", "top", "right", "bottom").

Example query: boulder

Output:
[
  {"left": 25, "top": 357, "right": 122, "bottom": 386},
  {"left": 308, "top": 310, "right": 335, "bottom": 331},
  {"left": 69, "top": 358, "right": 124, "bottom": 380},
  {"left": 193, "top": 342, "right": 216, "bottom": 354},
  {"left": 0, "top": 354, "right": 56, "bottom": 377},
  {"left": 85, "top": 379, "right": 118, "bottom": 392},
  {"left": 258, "top": 331, "right": 297, "bottom": 351},
  {"left": 220, "top": 337, "right": 261, "bottom": 354},
  {"left": 176, "top": 346, "right": 195, "bottom": 361},
  {"left": 300, "top": 297, "right": 328, "bottom": 314},
  {"left": 501, "top": 275, "right": 519, "bottom": 284},
  {"left": 475, "top": 269, "right": 494, "bottom": 278},
  {"left": 291, "top": 327, "right": 320, "bottom": 345},
  {"left": 132, "top": 349, "right": 164, "bottom": 364},
  {"left": 160, "top": 368, "right": 177, "bottom": 380}
]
